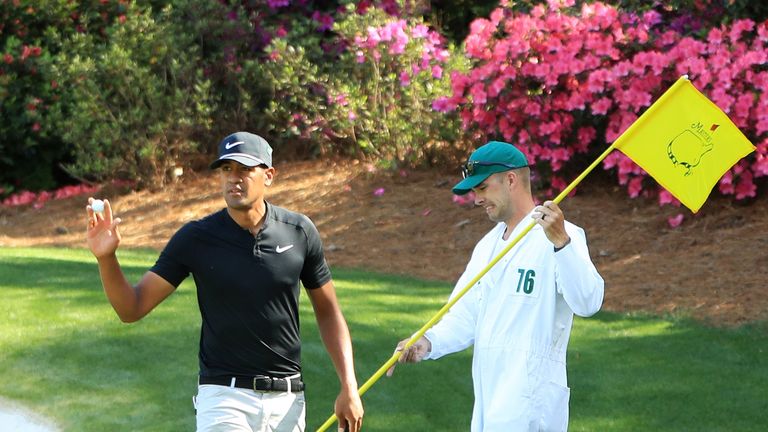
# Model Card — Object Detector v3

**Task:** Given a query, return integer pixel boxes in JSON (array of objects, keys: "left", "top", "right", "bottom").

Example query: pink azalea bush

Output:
[
  {"left": 439, "top": 1, "right": 767, "bottom": 206},
  {"left": 1, "top": 183, "right": 100, "bottom": 209}
]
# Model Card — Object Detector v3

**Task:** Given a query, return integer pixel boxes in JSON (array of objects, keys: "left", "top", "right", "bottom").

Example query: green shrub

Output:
[
  {"left": 165, "top": 0, "right": 275, "bottom": 135},
  {"left": 0, "top": 32, "right": 62, "bottom": 193},
  {"left": 47, "top": 3, "right": 213, "bottom": 189},
  {"left": 0, "top": 0, "right": 120, "bottom": 194}
]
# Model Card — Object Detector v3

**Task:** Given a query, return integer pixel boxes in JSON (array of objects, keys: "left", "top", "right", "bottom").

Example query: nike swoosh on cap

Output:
[
  {"left": 225, "top": 141, "right": 244, "bottom": 150},
  {"left": 276, "top": 245, "right": 294, "bottom": 253}
]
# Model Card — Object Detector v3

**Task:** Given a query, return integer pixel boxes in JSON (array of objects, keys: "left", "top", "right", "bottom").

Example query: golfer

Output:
[
  {"left": 388, "top": 141, "right": 604, "bottom": 431},
  {"left": 86, "top": 132, "right": 363, "bottom": 432}
]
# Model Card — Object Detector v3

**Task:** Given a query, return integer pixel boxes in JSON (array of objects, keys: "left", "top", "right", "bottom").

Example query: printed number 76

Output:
[{"left": 516, "top": 268, "right": 535, "bottom": 294}]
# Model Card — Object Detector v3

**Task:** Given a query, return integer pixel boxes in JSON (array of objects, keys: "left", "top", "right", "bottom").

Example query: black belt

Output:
[{"left": 199, "top": 375, "right": 305, "bottom": 393}]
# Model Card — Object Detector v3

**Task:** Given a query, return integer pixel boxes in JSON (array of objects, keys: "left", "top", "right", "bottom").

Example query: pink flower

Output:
[
  {"left": 431, "top": 96, "right": 453, "bottom": 112},
  {"left": 524, "top": 102, "right": 541, "bottom": 116},
  {"left": 753, "top": 141, "right": 768, "bottom": 176},
  {"left": 452, "top": 192, "right": 476, "bottom": 207},
  {"left": 641, "top": 10, "right": 661, "bottom": 27},
  {"left": 2, "top": 190, "right": 35, "bottom": 206},
  {"left": 550, "top": 176, "right": 568, "bottom": 192},
  {"left": 20, "top": 45, "right": 33, "bottom": 61},
  {"left": 469, "top": 83, "right": 487, "bottom": 104},
  {"left": 311, "top": 12, "right": 334, "bottom": 32},
  {"left": 399, "top": 71, "right": 411, "bottom": 86},
  {"left": 658, "top": 190, "right": 680, "bottom": 207},
  {"left": 389, "top": 37, "right": 407, "bottom": 55},
  {"left": 434, "top": 48, "right": 450, "bottom": 62},
  {"left": 411, "top": 24, "right": 429, "bottom": 38},
  {"left": 356, "top": 0, "right": 373, "bottom": 14},
  {"left": 587, "top": 69, "right": 609, "bottom": 93},
  {"left": 266, "top": 0, "right": 289, "bottom": 9},
  {"left": 613, "top": 61, "right": 632, "bottom": 78},
  {"left": 627, "top": 176, "right": 643, "bottom": 198},
  {"left": 366, "top": 27, "right": 381, "bottom": 45},
  {"left": 667, "top": 213, "right": 684, "bottom": 228},
  {"left": 379, "top": 23, "right": 393, "bottom": 42},
  {"left": 431, "top": 65, "right": 443, "bottom": 79},
  {"left": 735, "top": 172, "right": 756, "bottom": 199},
  {"left": 490, "top": 8, "right": 505, "bottom": 25},
  {"left": 499, "top": 117, "right": 516, "bottom": 140},
  {"left": 719, "top": 171, "right": 734, "bottom": 195},
  {"left": 729, "top": 19, "right": 755, "bottom": 43},
  {"left": 733, "top": 93, "right": 753, "bottom": 121},
  {"left": 373, "top": 187, "right": 386, "bottom": 197}
]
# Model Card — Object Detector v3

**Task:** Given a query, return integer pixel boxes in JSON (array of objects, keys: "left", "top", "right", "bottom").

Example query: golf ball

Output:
[{"left": 91, "top": 199, "right": 105, "bottom": 213}]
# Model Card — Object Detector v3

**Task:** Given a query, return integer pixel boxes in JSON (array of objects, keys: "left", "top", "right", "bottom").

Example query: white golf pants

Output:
[{"left": 194, "top": 384, "right": 306, "bottom": 432}]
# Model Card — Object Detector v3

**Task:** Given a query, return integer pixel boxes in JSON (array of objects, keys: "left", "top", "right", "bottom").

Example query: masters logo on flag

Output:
[{"left": 614, "top": 76, "right": 756, "bottom": 213}]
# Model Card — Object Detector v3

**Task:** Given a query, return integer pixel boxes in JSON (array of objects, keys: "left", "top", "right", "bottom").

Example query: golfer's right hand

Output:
[
  {"left": 86, "top": 198, "right": 122, "bottom": 258},
  {"left": 385, "top": 336, "right": 431, "bottom": 377}
]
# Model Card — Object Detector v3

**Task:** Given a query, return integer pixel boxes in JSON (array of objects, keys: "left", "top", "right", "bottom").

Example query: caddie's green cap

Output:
[{"left": 452, "top": 141, "right": 528, "bottom": 195}]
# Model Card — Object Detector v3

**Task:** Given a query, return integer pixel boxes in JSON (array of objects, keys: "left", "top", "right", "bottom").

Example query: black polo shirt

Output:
[{"left": 150, "top": 202, "right": 331, "bottom": 377}]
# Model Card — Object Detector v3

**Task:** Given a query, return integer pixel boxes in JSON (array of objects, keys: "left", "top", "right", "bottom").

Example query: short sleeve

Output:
[
  {"left": 299, "top": 217, "right": 332, "bottom": 289},
  {"left": 149, "top": 224, "right": 193, "bottom": 288}
]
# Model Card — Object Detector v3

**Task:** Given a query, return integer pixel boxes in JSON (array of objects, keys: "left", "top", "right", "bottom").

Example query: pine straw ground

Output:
[{"left": 1, "top": 160, "right": 766, "bottom": 326}]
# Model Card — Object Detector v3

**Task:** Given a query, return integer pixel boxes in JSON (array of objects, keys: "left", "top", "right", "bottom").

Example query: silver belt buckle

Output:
[{"left": 252, "top": 376, "right": 269, "bottom": 392}]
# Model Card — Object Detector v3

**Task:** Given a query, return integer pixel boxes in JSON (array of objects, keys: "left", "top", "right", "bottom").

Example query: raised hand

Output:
[{"left": 86, "top": 197, "right": 122, "bottom": 259}]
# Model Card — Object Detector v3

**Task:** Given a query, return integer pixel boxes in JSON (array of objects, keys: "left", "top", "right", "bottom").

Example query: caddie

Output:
[{"left": 388, "top": 140, "right": 604, "bottom": 431}]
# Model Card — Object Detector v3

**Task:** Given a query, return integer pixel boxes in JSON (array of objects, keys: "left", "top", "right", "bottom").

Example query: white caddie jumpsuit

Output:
[{"left": 425, "top": 212, "right": 604, "bottom": 432}]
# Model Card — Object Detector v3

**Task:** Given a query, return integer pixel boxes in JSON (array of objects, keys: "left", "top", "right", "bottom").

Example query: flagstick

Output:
[
  {"left": 315, "top": 141, "right": 625, "bottom": 432},
  {"left": 317, "top": 76, "right": 695, "bottom": 432}
]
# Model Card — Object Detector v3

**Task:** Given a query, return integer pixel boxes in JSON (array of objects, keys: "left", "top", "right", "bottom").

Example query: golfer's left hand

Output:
[
  {"left": 335, "top": 386, "right": 363, "bottom": 432},
  {"left": 532, "top": 200, "right": 570, "bottom": 249}
]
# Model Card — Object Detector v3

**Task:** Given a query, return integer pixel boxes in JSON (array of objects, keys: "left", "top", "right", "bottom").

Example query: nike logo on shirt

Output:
[{"left": 276, "top": 245, "right": 294, "bottom": 253}]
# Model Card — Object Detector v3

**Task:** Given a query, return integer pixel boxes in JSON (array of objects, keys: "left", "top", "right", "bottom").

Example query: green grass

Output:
[{"left": 1, "top": 247, "right": 767, "bottom": 431}]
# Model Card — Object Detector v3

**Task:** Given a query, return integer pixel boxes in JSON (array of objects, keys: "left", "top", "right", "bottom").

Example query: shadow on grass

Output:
[
  {"left": 1, "top": 255, "right": 151, "bottom": 299},
  {"left": 0, "top": 317, "right": 200, "bottom": 431},
  {"left": 567, "top": 312, "right": 768, "bottom": 431},
  {"left": 3, "top": 251, "right": 767, "bottom": 431}
]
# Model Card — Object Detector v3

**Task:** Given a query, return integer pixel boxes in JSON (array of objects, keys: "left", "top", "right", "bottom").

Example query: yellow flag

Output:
[{"left": 614, "top": 76, "right": 756, "bottom": 213}]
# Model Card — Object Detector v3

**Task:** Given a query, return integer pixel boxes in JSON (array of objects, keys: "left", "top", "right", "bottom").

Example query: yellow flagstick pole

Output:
[{"left": 316, "top": 76, "right": 691, "bottom": 432}]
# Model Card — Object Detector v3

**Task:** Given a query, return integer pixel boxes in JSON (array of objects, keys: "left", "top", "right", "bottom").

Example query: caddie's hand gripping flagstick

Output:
[{"left": 316, "top": 76, "right": 755, "bottom": 432}]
